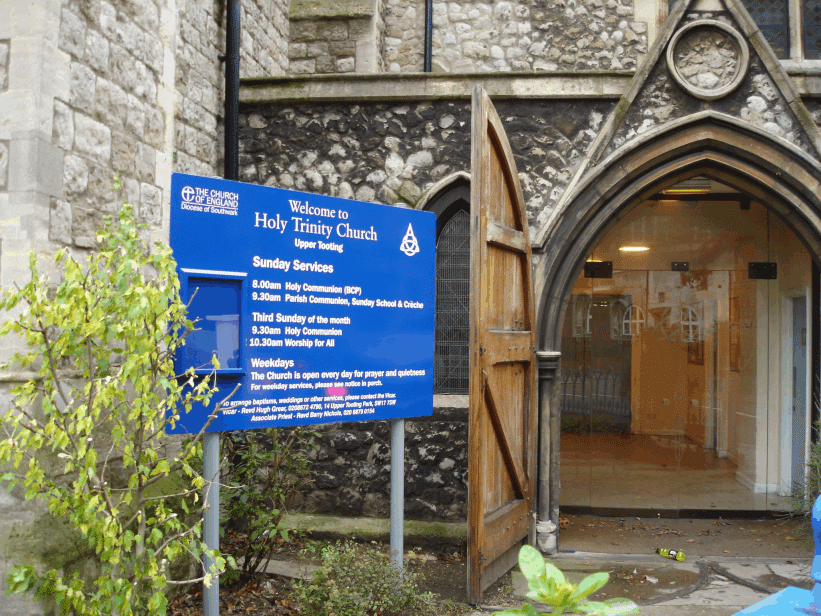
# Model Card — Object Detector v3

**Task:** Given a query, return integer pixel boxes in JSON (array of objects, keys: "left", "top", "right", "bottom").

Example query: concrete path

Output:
[
  {"left": 278, "top": 513, "right": 814, "bottom": 614},
  {"left": 468, "top": 552, "right": 815, "bottom": 615}
]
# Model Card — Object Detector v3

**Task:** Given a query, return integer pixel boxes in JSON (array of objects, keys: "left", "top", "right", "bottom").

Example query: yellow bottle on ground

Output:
[{"left": 657, "top": 548, "right": 686, "bottom": 562}]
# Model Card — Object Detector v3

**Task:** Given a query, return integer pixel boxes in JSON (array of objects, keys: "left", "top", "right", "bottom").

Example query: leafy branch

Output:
[{"left": 0, "top": 195, "right": 232, "bottom": 616}]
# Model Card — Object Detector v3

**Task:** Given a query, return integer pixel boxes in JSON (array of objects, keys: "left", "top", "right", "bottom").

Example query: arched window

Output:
[
  {"left": 425, "top": 178, "right": 470, "bottom": 394},
  {"left": 610, "top": 300, "right": 627, "bottom": 340},
  {"left": 680, "top": 305, "right": 702, "bottom": 343},
  {"left": 573, "top": 295, "right": 592, "bottom": 337},
  {"left": 622, "top": 304, "right": 645, "bottom": 337}
]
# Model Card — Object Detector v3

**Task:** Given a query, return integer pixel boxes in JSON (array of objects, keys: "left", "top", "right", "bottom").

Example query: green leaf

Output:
[
  {"left": 570, "top": 571, "right": 609, "bottom": 602},
  {"left": 544, "top": 561, "right": 566, "bottom": 585},
  {"left": 518, "top": 544, "right": 546, "bottom": 582},
  {"left": 491, "top": 605, "right": 540, "bottom": 616},
  {"left": 574, "top": 601, "right": 608, "bottom": 615}
]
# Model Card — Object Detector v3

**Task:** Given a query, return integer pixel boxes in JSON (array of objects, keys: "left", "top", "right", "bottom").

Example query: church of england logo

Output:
[
  {"left": 179, "top": 184, "right": 239, "bottom": 216},
  {"left": 400, "top": 224, "right": 420, "bottom": 256}
]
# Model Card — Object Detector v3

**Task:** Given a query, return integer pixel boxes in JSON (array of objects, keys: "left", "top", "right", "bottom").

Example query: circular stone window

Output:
[{"left": 667, "top": 20, "right": 749, "bottom": 100}]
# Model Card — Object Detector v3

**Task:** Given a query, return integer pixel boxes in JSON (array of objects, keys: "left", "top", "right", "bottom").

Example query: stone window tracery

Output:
[{"left": 742, "top": 0, "right": 821, "bottom": 60}]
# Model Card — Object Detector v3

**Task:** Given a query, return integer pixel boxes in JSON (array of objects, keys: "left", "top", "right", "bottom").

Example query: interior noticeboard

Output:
[{"left": 168, "top": 173, "right": 435, "bottom": 434}]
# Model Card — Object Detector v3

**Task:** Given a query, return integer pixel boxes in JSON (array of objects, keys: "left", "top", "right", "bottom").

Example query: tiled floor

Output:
[{"left": 560, "top": 433, "right": 792, "bottom": 511}]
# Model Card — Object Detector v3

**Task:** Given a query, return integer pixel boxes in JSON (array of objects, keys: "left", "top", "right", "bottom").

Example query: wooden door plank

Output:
[
  {"left": 484, "top": 372, "right": 529, "bottom": 499},
  {"left": 486, "top": 330, "right": 534, "bottom": 364},
  {"left": 482, "top": 499, "right": 532, "bottom": 565},
  {"left": 487, "top": 220, "right": 528, "bottom": 253},
  {"left": 467, "top": 84, "right": 490, "bottom": 605}
]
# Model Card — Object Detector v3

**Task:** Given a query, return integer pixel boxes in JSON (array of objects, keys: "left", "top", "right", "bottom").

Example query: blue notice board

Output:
[{"left": 168, "top": 173, "right": 435, "bottom": 433}]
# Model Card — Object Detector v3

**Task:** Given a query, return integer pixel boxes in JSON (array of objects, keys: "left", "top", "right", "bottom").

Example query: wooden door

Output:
[{"left": 467, "top": 86, "right": 537, "bottom": 604}]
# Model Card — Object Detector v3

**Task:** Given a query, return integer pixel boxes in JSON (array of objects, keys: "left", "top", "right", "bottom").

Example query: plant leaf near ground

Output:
[{"left": 493, "top": 545, "right": 640, "bottom": 616}]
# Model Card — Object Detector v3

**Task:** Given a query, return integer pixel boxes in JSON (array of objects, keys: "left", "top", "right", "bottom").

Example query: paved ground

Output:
[
  {"left": 468, "top": 551, "right": 816, "bottom": 615},
  {"left": 280, "top": 512, "right": 818, "bottom": 614}
]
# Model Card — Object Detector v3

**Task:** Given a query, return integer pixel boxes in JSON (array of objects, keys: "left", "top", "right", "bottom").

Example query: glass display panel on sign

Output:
[{"left": 185, "top": 278, "right": 241, "bottom": 371}]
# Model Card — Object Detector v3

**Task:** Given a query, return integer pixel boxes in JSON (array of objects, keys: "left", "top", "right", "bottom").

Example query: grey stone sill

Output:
[
  {"left": 280, "top": 511, "right": 467, "bottom": 546},
  {"left": 241, "top": 71, "right": 635, "bottom": 105},
  {"left": 290, "top": 0, "right": 374, "bottom": 20},
  {"left": 782, "top": 61, "right": 821, "bottom": 95},
  {"left": 782, "top": 59, "right": 821, "bottom": 75},
  {"left": 434, "top": 394, "right": 468, "bottom": 409}
]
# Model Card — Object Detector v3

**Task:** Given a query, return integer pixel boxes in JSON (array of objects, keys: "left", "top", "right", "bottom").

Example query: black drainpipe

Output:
[
  {"left": 224, "top": 0, "right": 241, "bottom": 181},
  {"left": 424, "top": 0, "right": 432, "bottom": 72}
]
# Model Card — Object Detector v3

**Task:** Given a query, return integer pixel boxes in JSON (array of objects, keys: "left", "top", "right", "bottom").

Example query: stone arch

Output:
[
  {"left": 418, "top": 172, "right": 470, "bottom": 217},
  {"left": 534, "top": 111, "right": 821, "bottom": 352},
  {"left": 421, "top": 172, "right": 472, "bottom": 394}
]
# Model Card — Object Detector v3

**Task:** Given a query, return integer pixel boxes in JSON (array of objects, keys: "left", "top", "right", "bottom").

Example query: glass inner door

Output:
[{"left": 558, "top": 195, "right": 810, "bottom": 515}]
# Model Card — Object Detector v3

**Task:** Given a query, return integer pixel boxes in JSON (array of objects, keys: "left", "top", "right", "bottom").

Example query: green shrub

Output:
[
  {"left": 0, "top": 193, "right": 229, "bottom": 616},
  {"left": 294, "top": 539, "right": 436, "bottom": 616},
  {"left": 791, "top": 381, "right": 821, "bottom": 527},
  {"left": 221, "top": 426, "right": 316, "bottom": 582}
]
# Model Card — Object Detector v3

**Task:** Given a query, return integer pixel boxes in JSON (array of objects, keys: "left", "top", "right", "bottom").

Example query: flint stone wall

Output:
[
  {"left": 432, "top": 0, "right": 647, "bottom": 73},
  {"left": 241, "top": 95, "right": 613, "bottom": 520},
  {"left": 290, "top": 406, "right": 469, "bottom": 520},
  {"left": 383, "top": 0, "right": 425, "bottom": 72},
  {"left": 239, "top": 98, "right": 614, "bottom": 237}
]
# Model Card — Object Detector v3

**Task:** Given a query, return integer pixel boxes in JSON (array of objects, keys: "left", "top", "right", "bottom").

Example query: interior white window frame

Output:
[
  {"left": 680, "top": 304, "right": 702, "bottom": 343},
  {"left": 622, "top": 304, "right": 646, "bottom": 337}
]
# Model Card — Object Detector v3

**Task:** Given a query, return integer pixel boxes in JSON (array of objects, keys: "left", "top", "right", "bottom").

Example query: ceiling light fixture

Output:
[
  {"left": 662, "top": 177, "right": 711, "bottom": 195},
  {"left": 619, "top": 245, "right": 650, "bottom": 252}
]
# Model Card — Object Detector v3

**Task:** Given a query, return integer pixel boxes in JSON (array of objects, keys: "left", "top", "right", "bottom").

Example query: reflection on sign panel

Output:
[{"left": 168, "top": 173, "right": 436, "bottom": 434}]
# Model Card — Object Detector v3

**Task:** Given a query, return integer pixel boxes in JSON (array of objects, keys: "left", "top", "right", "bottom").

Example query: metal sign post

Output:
[
  {"left": 203, "top": 432, "right": 220, "bottom": 616},
  {"left": 389, "top": 418, "right": 404, "bottom": 571}
]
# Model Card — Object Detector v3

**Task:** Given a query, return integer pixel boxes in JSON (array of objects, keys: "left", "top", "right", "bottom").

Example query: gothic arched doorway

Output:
[{"left": 535, "top": 115, "right": 821, "bottom": 517}]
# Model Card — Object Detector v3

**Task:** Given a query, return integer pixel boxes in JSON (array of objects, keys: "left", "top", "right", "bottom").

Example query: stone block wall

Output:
[
  {"left": 0, "top": 0, "right": 289, "bottom": 612},
  {"left": 291, "top": 405, "right": 469, "bottom": 520},
  {"left": 176, "top": 0, "right": 290, "bottom": 177},
  {"left": 54, "top": 0, "right": 171, "bottom": 247},
  {"left": 288, "top": 0, "right": 384, "bottom": 74},
  {"left": 289, "top": 16, "right": 374, "bottom": 74},
  {"left": 239, "top": 98, "right": 614, "bottom": 235},
  {"left": 0, "top": 41, "right": 7, "bottom": 193},
  {"left": 242, "top": 0, "right": 291, "bottom": 78},
  {"left": 176, "top": 0, "right": 226, "bottom": 177}
]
